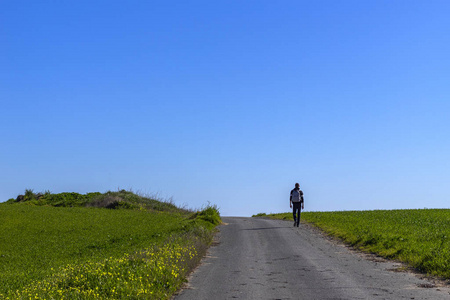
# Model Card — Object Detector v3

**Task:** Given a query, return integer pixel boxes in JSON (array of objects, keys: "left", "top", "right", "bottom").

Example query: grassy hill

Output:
[
  {"left": 6, "top": 189, "right": 183, "bottom": 212},
  {"left": 254, "top": 209, "right": 450, "bottom": 280},
  {"left": 0, "top": 190, "right": 220, "bottom": 299}
]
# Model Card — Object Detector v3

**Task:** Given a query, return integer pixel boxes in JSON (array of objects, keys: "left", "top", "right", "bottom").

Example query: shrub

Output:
[
  {"left": 190, "top": 204, "right": 221, "bottom": 229},
  {"left": 252, "top": 213, "right": 267, "bottom": 217}
]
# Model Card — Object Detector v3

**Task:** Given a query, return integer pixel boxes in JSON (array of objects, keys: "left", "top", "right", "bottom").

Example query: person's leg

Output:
[
  {"left": 292, "top": 202, "right": 297, "bottom": 226},
  {"left": 293, "top": 203, "right": 300, "bottom": 226},
  {"left": 297, "top": 206, "right": 301, "bottom": 226}
]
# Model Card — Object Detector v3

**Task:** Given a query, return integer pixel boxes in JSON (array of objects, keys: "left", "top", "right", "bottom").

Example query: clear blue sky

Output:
[{"left": 1, "top": 1, "right": 450, "bottom": 216}]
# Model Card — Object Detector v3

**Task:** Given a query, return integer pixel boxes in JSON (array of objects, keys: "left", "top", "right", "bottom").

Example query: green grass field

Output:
[
  {"left": 254, "top": 209, "right": 450, "bottom": 279},
  {"left": 0, "top": 190, "right": 220, "bottom": 299}
]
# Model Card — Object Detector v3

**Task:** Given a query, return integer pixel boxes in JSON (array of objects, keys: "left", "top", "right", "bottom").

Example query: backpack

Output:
[{"left": 291, "top": 189, "right": 302, "bottom": 202}]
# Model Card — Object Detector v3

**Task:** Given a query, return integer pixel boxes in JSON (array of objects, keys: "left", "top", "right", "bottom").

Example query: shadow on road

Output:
[{"left": 241, "top": 227, "right": 289, "bottom": 231}]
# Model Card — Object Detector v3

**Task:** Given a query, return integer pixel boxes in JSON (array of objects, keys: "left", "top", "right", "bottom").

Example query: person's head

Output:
[{"left": 295, "top": 183, "right": 300, "bottom": 189}]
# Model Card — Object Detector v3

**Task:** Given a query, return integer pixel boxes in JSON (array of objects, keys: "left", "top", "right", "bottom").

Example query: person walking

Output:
[{"left": 290, "top": 183, "right": 304, "bottom": 227}]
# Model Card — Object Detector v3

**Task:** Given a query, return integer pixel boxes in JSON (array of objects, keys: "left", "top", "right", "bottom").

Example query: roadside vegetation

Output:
[
  {"left": 0, "top": 190, "right": 220, "bottom": 299},
  {"left": 253, "top": 209, "right": 450, "bottom": 279}
]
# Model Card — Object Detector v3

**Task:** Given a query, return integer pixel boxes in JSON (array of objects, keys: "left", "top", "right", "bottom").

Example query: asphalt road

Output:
[{"left": 175, "top": 217, "right": 450, "bottom": 300}]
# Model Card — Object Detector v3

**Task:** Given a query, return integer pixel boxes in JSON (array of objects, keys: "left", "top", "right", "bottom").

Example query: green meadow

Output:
[
  {"left": 0, "top": 190, "right": 220, "bottom": 299},
  {"left": 255, "top": 209, "right": 450, "bottom": 279}
]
